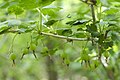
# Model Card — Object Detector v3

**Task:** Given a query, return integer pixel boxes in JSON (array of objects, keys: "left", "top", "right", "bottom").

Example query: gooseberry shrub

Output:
[{"left": 0, "top": 0, "right": 120, "bottom": 80}]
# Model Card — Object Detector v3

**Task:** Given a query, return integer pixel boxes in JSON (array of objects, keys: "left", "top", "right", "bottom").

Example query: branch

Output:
[
  {"left": 91, "top": 4, "right": 96, "bottom": 24},
  {"left": 4, "top": 30, "right": 89, "bottom": 41},
  {"left": 40, "top": 32, "right": 89, "bottom": 41}
]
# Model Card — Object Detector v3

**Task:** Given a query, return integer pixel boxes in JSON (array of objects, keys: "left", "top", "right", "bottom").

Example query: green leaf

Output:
[
  {"left": 73, "top": 20, "right": 90, "bottom": 25},
  {"left": 8, "top": 5, "right": 24, "bottom": 15},
  {"left": 0, "top": 21, "right": 8, "bottom": 26},
  {"left": 98, "top": 34, "right": 104, "bottom": 44},
  {"left": 77, "top": 28, "right": 84, "bottom": 31},
  {"left": 91, "top": 32, "right": 100, "bottom": 37},
  {"left": 0, "top": 21, "right": 13, "bottom": 34},
  {"left": 66, "top": 21, "right": 75, "bottom": 25},
  {"left": 66, "top": 20, "right": 90, "bottom": 26},
  {"left": 103, "top": 41, "right": 113, "bottom": 49},
  {"left": 73, "top": 32, "right": 87, "bottom": 38},
  {"left": 103, "top": 8, "right": 118, "bottom": 15},
  {"left": 0, "top": 26, "right": 11, "bottom": 34},
  {"left": 62, "top": 29, "right": 72, "bottom": 36},
  {"left": 42, "top": 7, "right": 62, "bottom": 17},
  {"left": 16, "top": 0, "right": 55, "bottom": 9},
  {"left": 56, "top": 28, "right": 66, "bottom": 35},
  {"left": 17, "top": 28, "right": 27, "bottom": 33},
  {"left": 108, "top": 49, "right": 115, "bottom": 55},
  {"left": 100, "top": 0, "right": 109, "bottom": 6},
  {"left": 116, "top": 0, "right": 120, "bottom": 2},
  {"left": 7, "top": 19, "right": 22, "bottom": 27},
  {"left": 18, "top": 22, "right": 30, "bottom": 29},
  {"left": 86, "top": 24, "right": 97, "bottom": 33},
  {"left": 19, "top": 0, "right": 39, "bottom": 9},
  {"left": 77, "top": 3, "right": 90, "bottom": 14},
  {"left": 40, "top": 0, "right": 55, "bottom": 7},
  {"left": 103, "top": 14, "right": 117, "bottom": 21},
  {"left": 0, "top": 2, "right": 9, "bottom": 8},
  {"left": 44, "top": 20, "right": 58, "bottom": 27},
  {"left": 112, "top": 0, "right": 120, "bottom": 2},
  {"left": 111, "top": 32, "right": 120, "bottom": 41}
]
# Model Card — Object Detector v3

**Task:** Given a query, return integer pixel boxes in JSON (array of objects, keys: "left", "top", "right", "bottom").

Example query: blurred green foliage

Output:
[{"left": 0, "top": 0, "right": 120, "bottom": 80}]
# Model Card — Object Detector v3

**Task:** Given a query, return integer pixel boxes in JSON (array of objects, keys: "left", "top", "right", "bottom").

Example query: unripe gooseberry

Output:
[
  {"left": 23, "top": 48, "right": 29, "bottom": 55},
  {"left": 42, "top": 47, "right": 48, "bottom": 52},
  {"left": 64, "top": 59, "right": 70, "bottom": 66},
  {"left": 104, "top": 52, "right": 109, "bottom": 58},
  {"left": 10, "top": 53, "right": 16, "bottom": 60},
  {"left": 60, "top": 53, "right": 67, "bottom": 59},
  {"left": 30, "top": 43, "right": 36, "bottom": 51}
]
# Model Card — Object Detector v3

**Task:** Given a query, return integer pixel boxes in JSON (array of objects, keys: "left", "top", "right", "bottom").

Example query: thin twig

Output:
[
  {"left": 91, "top": 4, "right": 96, "bottom": 23},
  {"left": 0, "top": 29, "right": 90, "bottom": 41},
  {"left": 41, "top": 32, "right": 89, "bottom": 41}
]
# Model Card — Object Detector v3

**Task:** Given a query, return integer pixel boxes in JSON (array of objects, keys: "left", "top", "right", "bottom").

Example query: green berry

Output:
[
  {"left": 23, "top": 48, "right": 29, "bottom": 55},
  {"left": 64, "top": 59, "right": 70, "bottom": 66},
  {"left": 10, "top": 53, "right": 16, "bottom": 60},
  {"left": 42, "top": 47, "right": 48, "bottom": 52},
  {"left": 30, "top": 43, "right": 36, "bottom": 51},
  {"left": 104, "top": 52, "right": 109, "bottom": 58},
  {"left": 60, "top": 53, "right": 67, "bottom": 59}
]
